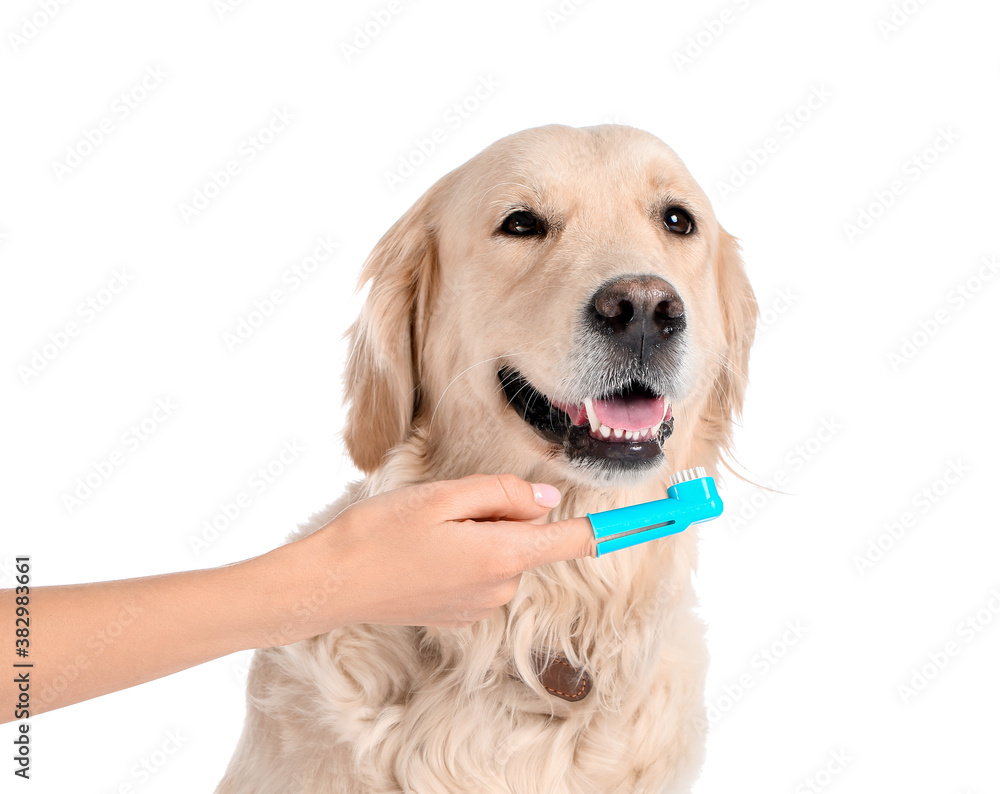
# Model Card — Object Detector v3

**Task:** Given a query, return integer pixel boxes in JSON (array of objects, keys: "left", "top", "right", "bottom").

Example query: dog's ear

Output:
[
  {"left": 343, "top": 190, "right": 440, "bottom": 473},
  {"left": 705, "top": 229, "right": 758, "bottom": 455}
]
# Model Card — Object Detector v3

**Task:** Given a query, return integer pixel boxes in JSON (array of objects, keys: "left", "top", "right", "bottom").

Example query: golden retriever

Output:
[{"left": 218, "top": 124, "right": 757, "bottom": 793}]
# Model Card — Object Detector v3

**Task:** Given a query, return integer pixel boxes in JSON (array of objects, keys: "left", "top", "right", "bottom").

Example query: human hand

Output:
[{"left": 290, "top": 474, "right": 595, "bottom": 632}]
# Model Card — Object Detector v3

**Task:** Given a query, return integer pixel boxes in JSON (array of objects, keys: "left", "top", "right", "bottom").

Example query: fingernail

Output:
[{"left": 531, "top": 483, "right": 561, "bottom": 508}]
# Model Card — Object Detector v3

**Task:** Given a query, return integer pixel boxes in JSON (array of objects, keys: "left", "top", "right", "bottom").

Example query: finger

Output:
[
  {"left": 506, "top": 516, "right": 597, "bottom": 571},
  {"left": 442, "top": 474, "right": 559, "bottom": 523}
]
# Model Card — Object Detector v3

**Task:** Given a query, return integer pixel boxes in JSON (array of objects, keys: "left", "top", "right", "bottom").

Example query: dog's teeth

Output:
[
  {"left": 583, "top": 397, "right": 600, "bottom": 432},
  {"left": 592, "top": 423, "right": 662, "bottom": 442}
]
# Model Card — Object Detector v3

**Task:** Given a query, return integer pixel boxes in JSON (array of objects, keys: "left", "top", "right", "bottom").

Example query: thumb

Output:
[
  {"left": 447, "top": 474, "right": 559, "bottom": 522},
  {"left": 509, "top": 516, "right": 597, "bottom": 571}
]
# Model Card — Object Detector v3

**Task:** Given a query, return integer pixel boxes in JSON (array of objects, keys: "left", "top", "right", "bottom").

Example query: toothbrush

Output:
[{"left": 587, "top": 467, "right": 723, "bottom": 556}]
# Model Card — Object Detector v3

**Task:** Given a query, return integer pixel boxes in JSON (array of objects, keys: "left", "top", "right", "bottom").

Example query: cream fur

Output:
[{"left": 218, "top": 125, "right": 756, "bottom": 793}]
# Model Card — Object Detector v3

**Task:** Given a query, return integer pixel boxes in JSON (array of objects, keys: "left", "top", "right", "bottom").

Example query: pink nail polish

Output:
[{"left": 531, "top": 483, "right": 561, "bottom": 508}]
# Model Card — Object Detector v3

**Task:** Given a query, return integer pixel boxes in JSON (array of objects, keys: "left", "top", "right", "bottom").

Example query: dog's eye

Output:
[
  {"left": 501, "top": 210, "right": 545, "bottom": 236},
  {"left": 663, "top": 207, "right": 695, "bottom": 235}
]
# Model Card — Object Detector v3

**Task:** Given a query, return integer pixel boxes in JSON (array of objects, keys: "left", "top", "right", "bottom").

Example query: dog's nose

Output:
[{"left": 590, "top": 275, "right": 685, "bottom": 359}]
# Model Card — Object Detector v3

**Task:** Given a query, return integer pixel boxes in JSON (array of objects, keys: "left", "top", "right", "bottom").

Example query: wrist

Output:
[{"left": 240, "top": 529, "right": 351, "bottom": 649}]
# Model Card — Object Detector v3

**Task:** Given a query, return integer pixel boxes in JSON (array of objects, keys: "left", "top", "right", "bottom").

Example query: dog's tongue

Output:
[{"left": 592, "top": 395, "right": 665, "bottom": 430}]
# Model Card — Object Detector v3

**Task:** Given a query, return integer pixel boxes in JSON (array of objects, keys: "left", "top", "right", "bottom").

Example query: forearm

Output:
[
  {"left": 1, "top": 536, "right": 335, "bottom": 721},
  {"left": 1, "top": 475, "right": 592, "bottom": 721}
]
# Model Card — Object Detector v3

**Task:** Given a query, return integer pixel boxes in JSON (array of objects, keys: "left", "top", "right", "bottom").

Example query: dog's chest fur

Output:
[{"left": 231, "top": 446, "right": 710, "bottom": 793}]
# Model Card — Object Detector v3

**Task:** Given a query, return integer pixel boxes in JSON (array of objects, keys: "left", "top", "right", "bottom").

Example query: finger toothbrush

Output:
[{"left": 587, "top": 467, "right": 723, "bottom": 556}]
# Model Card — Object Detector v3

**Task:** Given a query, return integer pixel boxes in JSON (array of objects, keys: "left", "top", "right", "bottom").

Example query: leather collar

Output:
[{"left": 522, "top": 653, "right": 592, "bottom": 702}]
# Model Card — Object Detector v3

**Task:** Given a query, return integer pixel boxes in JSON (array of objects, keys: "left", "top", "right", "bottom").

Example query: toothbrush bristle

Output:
[{"left": 670, "top": 466, "right": 707, "bottom": 486}]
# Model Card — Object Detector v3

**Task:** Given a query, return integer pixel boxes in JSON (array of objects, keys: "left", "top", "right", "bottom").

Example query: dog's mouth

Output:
[{"left": 498, "top": 367, "right": 673, "bottom": 470}]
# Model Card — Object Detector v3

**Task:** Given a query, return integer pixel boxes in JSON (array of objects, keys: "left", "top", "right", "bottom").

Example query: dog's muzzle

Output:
[{"left": 498, "top": 366, "right": 675, "bottom": 471}]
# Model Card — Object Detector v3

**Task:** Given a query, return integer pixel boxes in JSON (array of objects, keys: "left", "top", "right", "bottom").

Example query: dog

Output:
[{"left": 218, "top": 124, "right": 757, "bottom": 793}]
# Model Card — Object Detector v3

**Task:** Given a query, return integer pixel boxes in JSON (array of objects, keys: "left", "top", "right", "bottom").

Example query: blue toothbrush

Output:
[{"left": 587, "top": 467, "right": 723, "bottom": 556}]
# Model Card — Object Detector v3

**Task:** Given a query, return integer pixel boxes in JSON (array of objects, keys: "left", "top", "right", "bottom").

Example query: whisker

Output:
[
  {"left": 427, "top": 354, "right": 513, "bottom": 433},
  {"left": 427, "top": 338, "right": 565, "bottom": 433}
]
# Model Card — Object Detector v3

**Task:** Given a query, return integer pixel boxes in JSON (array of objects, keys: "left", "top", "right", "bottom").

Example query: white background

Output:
[{"left": 2, "top": 1, "right": 999, "bottom": 792}]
